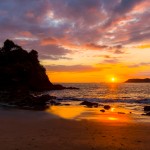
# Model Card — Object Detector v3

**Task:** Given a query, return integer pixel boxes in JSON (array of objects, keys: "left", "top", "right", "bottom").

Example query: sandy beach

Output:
[{"left": 0, "top": 108, "right": 150, "bottom": 150}]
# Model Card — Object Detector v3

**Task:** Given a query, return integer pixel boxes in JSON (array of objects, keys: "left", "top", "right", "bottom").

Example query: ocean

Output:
[
  {"left": 46, "top": 83, "right": 150, "bottom": 121},
  {"left": 49, "top": 83, "right": 150, "bottom": 104}
]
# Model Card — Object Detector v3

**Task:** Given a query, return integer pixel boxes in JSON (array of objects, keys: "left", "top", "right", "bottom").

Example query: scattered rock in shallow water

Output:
[
  {"left": 63, "top": 104, "right": 70, "bottom": 106},
  {"left": 37, "top": 94, "right": 53, "bottom": 101},
  {"left": 53, "top": 84, "right": 79, "bottom": 90},
  {"left": 144, "top": 106, "right": 150, "bottom": 111},
  {"left": 141, "top": 112, "right": 150, "bottom": 116},
  {"left": 100, "top": 109, "right": 105, "bottom": 112},
  {"left": 80, "top": 101, "right": 98, "bottom": 108},
  {"left": 0, "top": 91, "right": 53, "bottom": 110},
  {"left": 104, "top": 105, "right": 111, "bottom": 110},
  {"left": 49, "top": 100, "right": 61, "bottom": 106},
  {"left": 55, "top": 102, "right": 61, "bottom": 106},
  {"left": 66, "top": 87, "right": 79, "bottom": 90},
  {"left": 146, "top": 112, "right": 150, "bottom": 116}
]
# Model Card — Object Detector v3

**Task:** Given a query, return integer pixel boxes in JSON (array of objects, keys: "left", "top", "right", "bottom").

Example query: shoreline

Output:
[
  {"left": 1, "top": 102, "right": 150, "bottom": 122},
  {"left": 0, "top": 108, "right": 150, "bottom": 150}
]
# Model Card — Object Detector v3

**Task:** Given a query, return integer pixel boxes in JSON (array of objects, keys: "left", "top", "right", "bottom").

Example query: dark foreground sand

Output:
[{"left": 0, "top": 109, "right": 150, "bottom": 150}]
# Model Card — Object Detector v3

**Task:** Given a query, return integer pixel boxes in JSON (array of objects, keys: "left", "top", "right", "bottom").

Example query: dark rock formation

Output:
[
  {"left": 100, "top": 109, "right": 105, "bottom": 112},
  {"left": 0, "top": 39, "right": 78, "bottom": 110},
  {"left": 0, "top": 39, "right": 79, "bottom": 91},
  {"left": 49, "top": 100, "right": 61, "bottom": 106},
  {"left": 0, "top": 39, "right": 53, "bottom": 91},
  {"left": 53, "top": 84, "right": 79, "bottom": 90},
  {"left": 80, "top": 101, "right": 98, "bottom": 108},
  {"left": 145, "top": 112, "right": 150, "bottom": 116},
  {"left": 141, "top": 112, "right": 150, "bottom": 116},
  {"left": 104, "top": 105, "right": 111, "bottom": 110},
  {"left": 125, "top": 78, "right": 150, "bottom": 83},
  {"left": 0, "top": 91, "right": 53, "bottom": 110},
  {"left": 144, "top": 106, "right": 150, "bottom": 111}
]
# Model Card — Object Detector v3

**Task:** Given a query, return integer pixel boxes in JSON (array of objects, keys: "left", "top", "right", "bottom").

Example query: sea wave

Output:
[{"left": 56, "top": 97, "right": 150, "bottom": 104}]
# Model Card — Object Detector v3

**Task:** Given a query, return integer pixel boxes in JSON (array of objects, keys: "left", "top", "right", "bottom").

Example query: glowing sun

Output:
[{"left": 111, "top": 77, "right": 116, "bottom": 82}]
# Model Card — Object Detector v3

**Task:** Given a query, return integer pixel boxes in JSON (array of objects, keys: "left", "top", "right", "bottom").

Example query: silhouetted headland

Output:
[
  {"left": 0, "top": 39, "right": 78, "bottom": 110},
  {"left": 125, "top": 78, "right": 150, "bottom": 83}
]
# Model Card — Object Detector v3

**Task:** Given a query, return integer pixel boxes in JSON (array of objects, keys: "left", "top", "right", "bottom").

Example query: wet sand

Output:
[{"left": 0, "top": 109, "right": 150, "bottom": 150}]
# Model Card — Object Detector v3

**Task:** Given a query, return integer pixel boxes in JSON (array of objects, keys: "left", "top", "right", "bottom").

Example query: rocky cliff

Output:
[{"left": 0, "top": 39, "right": 55, "bottom": 91}]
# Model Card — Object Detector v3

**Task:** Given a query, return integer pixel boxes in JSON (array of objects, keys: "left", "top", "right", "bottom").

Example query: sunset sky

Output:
[{"left": 0, "top": 0, "right": 150, "bottom": 83}]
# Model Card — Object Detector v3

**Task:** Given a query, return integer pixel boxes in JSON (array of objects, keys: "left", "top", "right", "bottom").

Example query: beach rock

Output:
[
  {"left": 37, "top": 94, "right": 52, "bottom": 101},
  {"left": 141, "top": 112, "right": 150, "bottom": 116},
  {"left": 0, "top": 40, "right": 80, "bottom": 110},
  {"left": 100, "top": 109, "right": 105, "bottom": 112},
  {"left": 54, "top": 102, "right": 61, "bottom": 106},
  {"left": 53, "top": 84, "right": 79, "bottom": 90},
  {"left": 66, "top": 87, "right": 79, "bottom": 90},
  {"left": 118, "top": 112, "right": 125, "bottom": 114},
  {"left": 80, "top": 101, "right": 98, "bottom": 108},
  {"left": 52, "top": 84, "right": 66, "bottom": 90},
  {"left": 0, "top": 40, "right": 54, "bottom": 91},
  {"left": 146, "top": 112, "right": 150, "bottom": 116},
  {"left": 63, "top": 104, "right": 70, "bottom": 106},
  {"left": 104, "top": 105, "right": 111, "bottom": 110},
  {"left": 144, "top": 106, "right": 150, "bottom": 111},
  {"left": 49, "top": 100, "right": 61, "bottom": 106},
  {"left": 0, "top": 39, "right": 79, "bottom": 92},
  {"left": 0, "top": 90, "right": 52, "bottom": 110}
]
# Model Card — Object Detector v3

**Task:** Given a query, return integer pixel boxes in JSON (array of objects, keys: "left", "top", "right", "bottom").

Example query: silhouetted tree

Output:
[
  {"left": 1, "top": 39, "right": 22, "bottom": 53},
  {"left": 29, "top": 50, "right": 38, "bottom": 63},
  {"left": 3, "top": 39, "right": 16, "bottom": 51}
]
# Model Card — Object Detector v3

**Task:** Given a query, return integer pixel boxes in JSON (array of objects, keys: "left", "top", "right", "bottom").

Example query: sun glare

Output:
[{"left": 111, "top": 77, "right": 116, "bottom": 82}]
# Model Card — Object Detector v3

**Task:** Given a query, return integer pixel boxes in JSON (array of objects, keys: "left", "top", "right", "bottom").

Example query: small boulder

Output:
[
  {"left": 63, "top": 104, "right": 70, "bottom": 106},
  {"left": 104, "top": 105, "right": 111, "bottom": 110},
  {"left": 50, "top": 100, "right": 56, "bottom": 105},
  {"left": 50, "top": 100, "right": 61, "bottom": 106},
  {"left": 100, "top": 109, "right": 105, "bottom": 112},
  {"left": 53, "top": 84, "right": 65, "bottom": 90},
  {"left": 80, "top": 101, "right": 98, "bottom": 108},
  {"left": 66, "top": 87, "right": 79, "bottom": 90},
  {"left": 144, "top": 106, "right": 150, "bottom": 111},
  {"left": 146, "top": 112, "right": 150, "bottom": 116},
  {"left": 141, "top": 112, "right": 150, "bottom": 116},
  {"left": 53, "top": 84, "right": 79, "bottom": 90},
  {"left": 37, "top": 94, "right": 52, "bottom": 102}
]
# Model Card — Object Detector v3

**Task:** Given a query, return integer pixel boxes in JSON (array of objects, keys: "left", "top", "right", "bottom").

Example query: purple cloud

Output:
[
  {"left": 0, "top": 0, "right": 149, "bottom": 60},
  {"left": 45, "top": 64, "right": 100, "bottom": 72}
]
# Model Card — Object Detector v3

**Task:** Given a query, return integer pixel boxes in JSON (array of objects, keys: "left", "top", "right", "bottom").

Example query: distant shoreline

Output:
[{"left": 125, "top": 78, "right": 150, "bottom": 83}]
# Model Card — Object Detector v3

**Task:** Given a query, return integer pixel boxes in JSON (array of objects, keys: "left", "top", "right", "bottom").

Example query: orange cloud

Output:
[
  {"left": 41, "top": 37, "right": 58, "bottom": 46},
  {"left": 137, "top": 44, "right": 150, "bottom": 49},
  {"left": 133, "top": 1, "right": 150, "bottom": 13}
]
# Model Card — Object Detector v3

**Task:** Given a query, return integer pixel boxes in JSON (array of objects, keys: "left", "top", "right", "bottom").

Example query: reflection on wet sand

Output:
[
  {"left": 46, "top": 106, "right": 86, "bottom": 119},
  {"left": 46, "top": 105, "right": 133, "bottom": 123}
]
